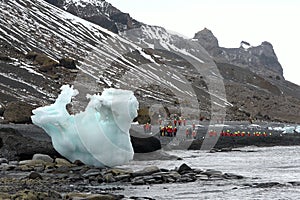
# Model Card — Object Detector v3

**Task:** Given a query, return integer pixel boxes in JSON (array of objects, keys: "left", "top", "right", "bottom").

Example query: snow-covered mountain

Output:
[
  {"left": 44, "top": 0, "right": 141, "bottom": 33},
  {"left": 0, "top": 0, "right": 227, "bottom": 121},
  {"left": 0, "top": 0, "right": 300, "bottom": 123}
]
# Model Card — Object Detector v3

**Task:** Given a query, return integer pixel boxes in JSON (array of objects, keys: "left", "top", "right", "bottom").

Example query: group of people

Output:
[
  {"left": 143, "top": 114, "right": 275, "bottom": 140},
  {"left": 158, "top": 114, "right": 188, "bottom": 137},
  {"left": 185, "top": 129, "right": 273, "bottom": 139},
  {"left": 159, "top": 124, "right": 178, "bottom": 137},
  {"left": 185, "top": 128, "right": 197, "bottom": 139},
  {"left": 219, "top": 130, "right": 272, "bottom": 137},
  {"left": 143, "top": 115, "right": 191, "bottom": 137},
  {"left": 158, "top": 115, "right": 187, "bottom": 127}
]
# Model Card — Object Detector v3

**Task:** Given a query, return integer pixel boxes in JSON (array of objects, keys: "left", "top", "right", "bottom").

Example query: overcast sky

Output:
[{"left": 108, "top": 0, "right": 300, "bottom": 86}]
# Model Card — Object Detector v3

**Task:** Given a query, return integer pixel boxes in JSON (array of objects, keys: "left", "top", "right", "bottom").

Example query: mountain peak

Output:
[
  {"left": 193, "top": 28, "right": 219, "bottom": 50},
  {"left": 45, "top": 0, "right": 141, "bottom": 33},
  {"left": 261, "top": 41, "right": 273, "bottom": 47},
  {"left": 194, "top": 28, "right": 283, "bottom": 78}
]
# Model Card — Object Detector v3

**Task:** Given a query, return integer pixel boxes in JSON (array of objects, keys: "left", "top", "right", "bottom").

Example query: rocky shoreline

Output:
[
  {"left": 1, "top": 124, "right": 300, "bottom": 199},
  {"left": 1, "top": 153, "right": 299, "bottom": 199},
  {"left": 0, "top": 153, "right": 245, "bottom": 199},
  {"left": 0, "top": 124, "right": 244, "bottom": 199},
  {"left": 188, "top": 132, "right": 300, "bottom": 150}
]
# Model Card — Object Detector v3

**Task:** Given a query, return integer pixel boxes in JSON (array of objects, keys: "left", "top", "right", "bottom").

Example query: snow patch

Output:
[{"left": 138, "top": 49, "right": 157, "bottom": 64}]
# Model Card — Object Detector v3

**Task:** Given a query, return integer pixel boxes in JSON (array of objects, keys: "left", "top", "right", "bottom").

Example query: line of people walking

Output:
[
  {"left": 185, "top": 122, "right": 198, "bottom": 139},
  {"left": 143, "top": 114, "right": 188, "bottom": 136},
  {"left": 185, "top": 128, "right": 196, "bottom": 139},
  {"left": 158, "top": 115, "right": 187, "bottom": 127}
]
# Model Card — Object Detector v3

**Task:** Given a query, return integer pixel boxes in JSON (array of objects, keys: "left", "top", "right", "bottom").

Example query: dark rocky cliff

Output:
[{"left": 194, "top": 28, "right": 283, "bottom": 79}]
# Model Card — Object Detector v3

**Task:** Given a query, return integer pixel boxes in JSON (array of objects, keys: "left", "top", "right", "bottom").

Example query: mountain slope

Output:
[
  {"left": 0, "top": 0, "right": 117, "bottom": 104},
  {"left": 193, "top": 28, "right": 300, "bottom": 122},
  {"left": 216, "top": 62, "right": 300, "bottom": 123},
  {"left": 0, "top": 0, "right": 299, "bottom": 123},
  {"left": 0, "top": 0, "right": 226, "bottom": 123}
]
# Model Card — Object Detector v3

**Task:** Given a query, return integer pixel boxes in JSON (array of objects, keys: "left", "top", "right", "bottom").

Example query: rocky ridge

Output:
[{"left": 194, "top": 28, "right": 284, "bottom": 79}]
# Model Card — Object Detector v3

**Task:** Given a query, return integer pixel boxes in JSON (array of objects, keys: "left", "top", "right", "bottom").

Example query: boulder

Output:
[
  {"left": 59, "top": 57, "right": 77, "bottom": 69},
  {"left": 25, "top": 51, "right": 39, "bottom": 60},
  {"left": 0, "top": 158, "right": 8, "bottom": 164},
  {"left": 131, "top": 166, "right": 160, "bottom": 177},
  {"left": 289, "top": 182, "right": 300, "bottom": 186},
  {"left": 222, "top": 173, "right": 243, "bottom": 179},
  {"left": 177, "top": 163, "right": 192, "bottom": 174},
  {"left": 130, "top": 134, "right": 161, "bottom": 153},
  {"left": 34, "top": 53, "right": 58, "bottom": 67},
  {"left": 187, "top": 139, "right": 204, "bottom": 150},
  {"left": 0, "top": 126, "right": 60, "bottom": 161},
  {"left": 55, "top": 158, "right": 74, "bottom": 167},
  {"left": 26, "top": 51, "right": 58, "bottom": 72},
  {"left": 32, "top": 153, "right": 54, "bottom": 163},
  {"left": 28, "top": 171, "right": 43, "bottom": 180},
  {"left": 3, "top": 101, "right": 35, "bottom": 123}
]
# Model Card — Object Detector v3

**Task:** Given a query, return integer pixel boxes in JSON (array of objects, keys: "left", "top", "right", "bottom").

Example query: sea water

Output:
[{"left": 116, "top": 146, "right": 300, "bottom": 199}]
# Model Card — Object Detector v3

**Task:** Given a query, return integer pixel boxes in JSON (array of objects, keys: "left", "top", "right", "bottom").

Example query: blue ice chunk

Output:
[{"left": 31, "top": 85, "right": 138, "bottom": 167}]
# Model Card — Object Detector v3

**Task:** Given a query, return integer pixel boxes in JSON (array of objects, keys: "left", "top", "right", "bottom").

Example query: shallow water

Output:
[{"left": 115, "top": 146, "right": 300, "bottom": 199}]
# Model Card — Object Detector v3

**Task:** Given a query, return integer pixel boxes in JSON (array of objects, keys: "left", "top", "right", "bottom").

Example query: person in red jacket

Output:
[
  {"left": 167, "top": 125, "right": 173, "bottom": 137},
  {"left": 192, "top": 130, "right": 197, "bottom": 139},
  {"left": 178, "top": 117, "right": 182, "bottom": 126},
  {"left": 185, "top": 128, "right": 189, "bottom": 138},
  {"left": 173, "top": 127, "right": 177, "bottom": 137}
]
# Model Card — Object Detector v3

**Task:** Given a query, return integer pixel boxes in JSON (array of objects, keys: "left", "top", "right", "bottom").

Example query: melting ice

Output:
[{"left": 31, "top": 85, "right": 139, "bottom": 167}]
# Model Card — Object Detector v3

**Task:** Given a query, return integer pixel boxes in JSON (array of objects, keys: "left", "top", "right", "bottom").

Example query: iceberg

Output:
[
  {"left": 31, "top": 85, "right": 139, "bottom": 167},
  {"left": 296, "top": 126, "right": 300, "bottom": 133},
  {"left": 282, "top": 126, "right": 295, "bottom": 134}
]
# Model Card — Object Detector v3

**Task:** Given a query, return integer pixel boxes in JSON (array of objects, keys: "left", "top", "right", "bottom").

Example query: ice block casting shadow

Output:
[{"left": 31, "top": 85, "right": 139, "bottom": 167}]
